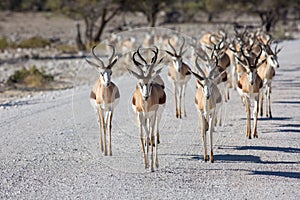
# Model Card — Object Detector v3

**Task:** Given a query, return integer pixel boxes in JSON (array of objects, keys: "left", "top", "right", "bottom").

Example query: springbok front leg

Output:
[
  {"left": 253, "top": 95, "right": 260, "bottom": 138},
  {"left": 154, "top": 114, "right": 159, "bottom": 168},
  {"left": 174, "top": 83, "right": 180, "bottom": 118},
  {"left": 99, "top": 109, "right": 107, "bottom": 155},
  {"left": 245, "top": 97, "right": 252, "bottom": 139},
  {"left": 178, "top": 84, "right": 183, "bottom": 119},
  {"left": 200, "top": 114, "right": 209, "bottom": 162},
  {"left": 209, "top": 113, "right": 215, "bottom": 163},
  {"left": 97, "top": 108, "right": 104, "bottom": 152},
  {"left": 142, "top": 118, "right": 151, "bottom": 169},
  {"left": 259, "top": 90, "right": 264, "bottom": 117},
  {"left": 108, "top": 110, "right": 113, "bottom": 156},
  {"left": 149, "top": 112, "right": 157, "bottom": 172},
  {"left": 182, "top": 83, "right": 188, "bottom": 117},
  {"left": 138, "top": 114, "right": 147, "bottom": 168},
  {"left": 266, "top": 85, "right": 272, "bottom": 118}
]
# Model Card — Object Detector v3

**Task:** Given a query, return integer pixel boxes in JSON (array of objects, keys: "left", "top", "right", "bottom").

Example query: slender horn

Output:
[
  {"left": 179, "top": 36, "right": 185, "bottom": 55},
  {"left": 168, "top": 38, "right": 177, "bottom": 55},
  {"left": 147, "top": 48, "right": 159, "bottom": 78},
  {"left": 91, "top": 46, "right": 105, "bottom": 68},
  {"left": 274, "top": 43, "right": 282, "bottom": 55},
  {"left": 132, "top": 51, "right": 143, "bottom": 66},
  {"left": 108, "top": 44, "right": 116, "bottom": 65},
  {"left": 195, "top": 56, "right": 207, "bottom": 78},
  {"left": 197, "top": 48, "right": 210, "bottom": 62},
  {"left": 132, "top": 52, "right": 144, "bottom": 75},
  {"left": 151, "top": 46, "right": 158, "bottom": 64},
  {"left": 254, "top": 45, "right": 263, "bottom": 67},
  {"left": 208, "top": 56, "right": 218, "bottom": 79},
  {"left": 241, "top": 44, "right": 251, "bottom": 68},
  {"left": 137, "top": 47, "right": 148, "bottom": 66}
]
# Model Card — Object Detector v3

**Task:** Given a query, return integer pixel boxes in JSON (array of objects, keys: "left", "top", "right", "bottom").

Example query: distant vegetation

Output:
[
  {"left": 6, "top": 65, "right": 54, "bottom": 89},
  {"left": 0, "top": 0, "right": 299, "bottom": 50},
  {"left": 0, "top": 36, "right": 51, "bottom": 50}
]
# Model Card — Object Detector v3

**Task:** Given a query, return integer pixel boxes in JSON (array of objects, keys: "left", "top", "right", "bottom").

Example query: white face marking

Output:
[
  {"left": 201, "top": 80, "right": 211, "bottom": 99},
  {"left": 100, "top": 69, "right": 112, "bottom": 87},
  {"left": 267, "top": 55, "right": 279, "bottom": 69},
  {"left": 247, "top": 69, "right": 256, "bottom": 85},
  {"left": 139, "top": 81, "right": 152, "bottom": 100},
  {"left": 173, "top": 57, "right": 182, "bottom": 72}
]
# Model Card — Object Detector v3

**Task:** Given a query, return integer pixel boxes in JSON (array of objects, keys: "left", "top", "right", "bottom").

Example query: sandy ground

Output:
[{"left": 0, "top": 35, "right": 299, "bottom": 199}]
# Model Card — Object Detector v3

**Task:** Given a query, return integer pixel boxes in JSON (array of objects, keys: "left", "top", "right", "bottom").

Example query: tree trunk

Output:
[{"left": 93, "top": 7, "right": 120, "bottom": 43}]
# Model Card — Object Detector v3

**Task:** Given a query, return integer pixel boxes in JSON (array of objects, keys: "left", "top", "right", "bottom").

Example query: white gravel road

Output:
[{"left": 0, "top": 40, "right": 299, "bottom": 199}]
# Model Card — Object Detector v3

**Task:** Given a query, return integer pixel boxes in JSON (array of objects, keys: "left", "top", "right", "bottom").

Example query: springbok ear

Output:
[
  {"left": 191, "top": 71, "right": 204, "bottom": 81},
  {"left": 108, "top": 57, "right": 118, "bottom": 69},
  {"left": 165, "top": 50, "right": 174, "bottom": 57},
  {"left": 127, "top": 69, "right": 143, "bottom": 79},
  {"left": 235, "top": 56, "right": 247, "bottom": 68},
  {"left": 257, "top": 59, "right": 266, "bottom": 68},
  {"left": 181, "top": 48, "right": 188, "bottom": 55},
  {"left": 197, "top": 80, "right": 203, "bottom": 88},
  {"left": 85, "top": 58, "right": 101, "bottom": 71},
  {"left": 157, "top": 56, "right": 164, "bottom": 65}
]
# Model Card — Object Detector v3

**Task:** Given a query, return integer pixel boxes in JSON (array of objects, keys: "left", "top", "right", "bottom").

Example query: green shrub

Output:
[
  {"left": 17, "top": 36, "right": 51, "bottom": 48},
  {"left": 7, "top": 65, "right": 54, "bottom": 89},
  {"left": 0, "top": 36, "right": 9, "bottom": 51},
  {"left": 55, "top": 44, "right": 78, "bottom": 53}
]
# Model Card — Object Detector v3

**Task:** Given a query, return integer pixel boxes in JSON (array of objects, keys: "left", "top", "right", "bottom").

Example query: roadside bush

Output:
[
  {"left": 55, "top": 44, "right": 78, "bottom": 53},
  {"left": 0, "top": 36, "right": 9, "bottom": 51},
  {"left": 17, "top": 36, "right": 51, "bottom": 48},
  {"left": 6, "top": 65, "right": 54, "bottom": 89}
]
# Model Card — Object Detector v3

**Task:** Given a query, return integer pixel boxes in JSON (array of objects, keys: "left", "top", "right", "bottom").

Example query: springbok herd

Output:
[{"left": 85, "top": 28, "right": 281, "bottom": 172}]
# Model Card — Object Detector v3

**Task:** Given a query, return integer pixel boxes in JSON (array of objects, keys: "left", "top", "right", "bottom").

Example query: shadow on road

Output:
[
  {"left": 249, "top": 170, "right": 300, "bottom": 179},
  {"left": 235, "top": 145, "right": 300, "bottom": 153}
]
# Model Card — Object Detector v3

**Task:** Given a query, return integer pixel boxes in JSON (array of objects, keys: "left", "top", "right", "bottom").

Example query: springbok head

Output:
[
  {"left": 236, "top": 44, "right": 265, "bottom": 85},
  {"left": 86, "top": 45, "right": 118, "bottom": 87},
  {"left": 166, "top": 36, "right": 187, "bottom": 72},
  {"left": 207, "top": 33, "right": 227, "bottom": 59},
  {"left": 261, "top": 38, "right": 281, "bottom": 69},
  {"left": 129, "top": 47, "right": 164, "bottom": 100},
  {"left": 190, "top": 56, "right": 218, "bottom": 100}
]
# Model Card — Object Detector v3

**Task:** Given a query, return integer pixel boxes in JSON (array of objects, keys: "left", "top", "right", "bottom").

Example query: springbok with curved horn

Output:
[
  {"left": 235, "top": 44, "right": 265, "bottom": 139},
  {"left": 190, "top": 56, "right": 222, "bottom": 163},
  {"left": 258, "top": 39, "right": 281, "bottom": 118},
  {"left": 166, "top": 36, "right": 191, "bottom": 118},
  {"left": 128, "top": 47, "right": 166, "bottom": 172},
  {"left": 86, "top": 45, "right": 120, "bottom": 156}
]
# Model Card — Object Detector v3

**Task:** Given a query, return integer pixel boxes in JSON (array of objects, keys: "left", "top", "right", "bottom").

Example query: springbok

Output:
[
  {"left": 166, "top": 36, "right": 191, "bottom": 118},
  {"left": 257, "top": 40, "right": 281, "bottom": 118},
  {"left": 128, "top": 47, "right": 166, "bottom": 172},
  {"left": 190, "top": 56, "right": 222, "bottom": 163},
  {"left": 235, "top": 44, "right": 265, "bottom": 139},
  {"left": 86, "top": 45, "right": 120, "bottom": 156}
]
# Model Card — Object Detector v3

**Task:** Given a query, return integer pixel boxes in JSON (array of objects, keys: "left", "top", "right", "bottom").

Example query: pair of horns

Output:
[
  {"left": 86, "top": 44, "right": 117, "bottom": 70},
  {"left": 129, "top": 46, "right": 164, "bottom": 80},
  {"left": 168, "top": 36, "right": 186, "bottom": 56}
]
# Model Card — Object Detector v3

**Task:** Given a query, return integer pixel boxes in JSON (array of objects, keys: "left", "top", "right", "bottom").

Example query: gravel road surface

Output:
[{"left": 1, "top": 40, "right": 299, "bottom": 199}]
